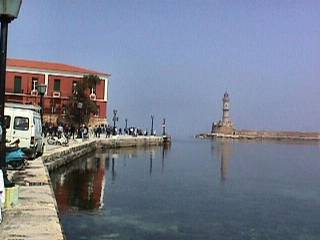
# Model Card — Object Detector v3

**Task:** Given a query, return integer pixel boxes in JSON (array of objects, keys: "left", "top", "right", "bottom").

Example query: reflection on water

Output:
[
  {"left": 50, "top": 139, "right": 320, "bottom": 240},
  {"left": 50, "top": 145, "right": 171, "bottom": 214},
  {"left": 211, "top": 139, "right": 233, "bottom": 182},
  {"left": 50, "top": 154, "right": 106, "bottom": 212}
]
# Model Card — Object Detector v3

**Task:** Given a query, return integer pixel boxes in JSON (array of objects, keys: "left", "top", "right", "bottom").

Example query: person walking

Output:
[
  {"left": 70, "top": 124, "right": 75, "bottom": 139},
  {"left": 57, "top": 124, "right": 63, "bottom": 139},
  {"left": 97, "top": 125, "right": 102, "bottom": 138}
]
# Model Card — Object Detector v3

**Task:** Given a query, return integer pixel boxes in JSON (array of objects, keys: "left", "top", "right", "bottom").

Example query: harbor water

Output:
[{"left": 50, "top": 138, "right": 320, "bottom": 240}]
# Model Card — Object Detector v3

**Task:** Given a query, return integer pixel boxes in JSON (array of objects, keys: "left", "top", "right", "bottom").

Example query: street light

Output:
[
  {"left": 162, "top": 118, "right": 166, "bottom": 136},
  {"left": 125, "top": 118, "right": 128, "bottom": 131},
  {"left": 112, "top": 109, "right": 118, "bottom": 135},
  {"left": 77, "top": 102, "right": 83, "bottom": 127},
  {"left": 150, "top": 115, "right": 154, "bottom": 136},
  {"left": 0, "top": 0, "right": 22, "bottom": 187},
  {"left": 36, "top": 83, "right": 47, "bottom": 125}
]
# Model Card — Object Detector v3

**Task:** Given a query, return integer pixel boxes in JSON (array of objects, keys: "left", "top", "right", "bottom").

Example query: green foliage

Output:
[
  {"left": 83, "top": 74, "right": 101, "bottom": 89},
  {"left": 65, "top": 74, "right": 101, "bottom": 126}
]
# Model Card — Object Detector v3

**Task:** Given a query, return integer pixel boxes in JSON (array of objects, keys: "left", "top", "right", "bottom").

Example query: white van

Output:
[{"left": 4, "top": 103, "right": 44, "bottom": 159}]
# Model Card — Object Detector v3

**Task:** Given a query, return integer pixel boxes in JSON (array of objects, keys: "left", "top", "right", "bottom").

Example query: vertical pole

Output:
[
  {"left": 162, "top": 118, "right": 166, "bottom": 135},
  {"left": 40, "top": 94, "right": 43, "bottom": 124},
  {"left": 113, "top": 115, "right": 116, "bottom": 135},
  {"left": 151, "top": 115, "right": 154, "bottom": 136},
  {"left": 113, "top": 110, "right": 117, "bottom": 135},
  {"left": 0, "top": 18, "right": 13, "bottom": 187}
]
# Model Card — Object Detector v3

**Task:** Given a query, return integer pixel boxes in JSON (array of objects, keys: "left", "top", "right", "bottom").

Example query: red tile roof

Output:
[{"left": 7, "top": 58, "right": 110, "bottom": 77}]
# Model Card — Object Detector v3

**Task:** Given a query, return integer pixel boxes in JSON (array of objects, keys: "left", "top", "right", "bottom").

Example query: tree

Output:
[
  {"left": 83, "top": 74, "right": 101, "bottom": 90},
  {"left": 65, "top": 74, "right": 101, "bottom": 127}
]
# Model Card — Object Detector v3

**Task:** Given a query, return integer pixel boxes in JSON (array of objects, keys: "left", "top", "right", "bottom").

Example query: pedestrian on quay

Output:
[
  {"left": 57, "top": 124, "right": 63, "bottom": 139},
  {"left": 97, "top": 125, "right": 102, "bottom": 138},
  {"left": 0, "top": 169, "right": 5, "bottom": 224},
  {"left": 70, "top": 124, "right": 75, "bottom": 139},
  {"left": 80, "top": 124, "right": 85, "bottom": 140},
  {"left": 93, "top": 126, "right": 97, "bottom": 138}
]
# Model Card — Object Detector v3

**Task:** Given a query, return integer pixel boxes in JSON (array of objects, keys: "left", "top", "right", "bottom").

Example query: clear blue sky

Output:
[{"left": 8, "top": 0, "right": 320, "bottom": 137}]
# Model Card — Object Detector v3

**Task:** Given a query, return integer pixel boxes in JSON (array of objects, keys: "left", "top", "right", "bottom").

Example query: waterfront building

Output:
[
  {"left": 212, "top": 91, "right": 235, "bottom": 134},
  {"left": 5, "top": 58, "right": 110, "bottom": 125}
]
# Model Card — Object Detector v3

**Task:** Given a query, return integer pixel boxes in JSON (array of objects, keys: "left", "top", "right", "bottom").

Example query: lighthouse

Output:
[
  {"left": 212, "top": 91, "right": 235, "bottom": 134},
  {"left": 222, "top": 91, "right": 231, "bottom": 126}
]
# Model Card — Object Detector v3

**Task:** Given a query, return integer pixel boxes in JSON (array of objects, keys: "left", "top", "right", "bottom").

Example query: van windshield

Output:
[
  {"left": 4, "top": 115, "right": 10, "bottom": 129},
  {"left": 14, "top": 117, "right": 29, "bottom": 131}
]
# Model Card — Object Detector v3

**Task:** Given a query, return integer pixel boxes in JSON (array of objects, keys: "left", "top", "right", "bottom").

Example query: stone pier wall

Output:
[
  {"left": 43, "top": 139, "right": 97, "bottom": 171},
  {"left": 237, "top": 130, "right": 320, "bottom": 140},
  {"left": 197, "top": 130, "right": 320, "bottom": 141},
  {"left": 44, "top": 136, "right": 167, "bottom": 171}
]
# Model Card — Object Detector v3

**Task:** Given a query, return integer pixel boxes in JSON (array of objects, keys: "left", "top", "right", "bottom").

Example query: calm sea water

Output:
[{"left": 50, "top": 138, "right": 320, "bottom": 240}]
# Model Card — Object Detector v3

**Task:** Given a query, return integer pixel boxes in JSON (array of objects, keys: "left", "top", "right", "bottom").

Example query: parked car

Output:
[{"left": 4, "top": 102, "right": 44, "bottom": 159}]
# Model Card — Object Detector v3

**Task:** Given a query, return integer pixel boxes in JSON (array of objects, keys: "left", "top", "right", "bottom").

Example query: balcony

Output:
[
  {"left": 90, "top": 93, "right": 96, "bottom": 100},
  {"left": 30, "top": 89, "right": 38, "bottom": 96},
  {"left": 52, "top": 91, "right": 61, "bottom": 98}
]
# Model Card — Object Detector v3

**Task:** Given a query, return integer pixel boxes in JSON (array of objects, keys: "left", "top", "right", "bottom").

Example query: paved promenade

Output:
[
  {"left": 0, "top": 137, "right": 75, "bottom": 240},
  {"left": 0, "top": 135, "right": 168, "bottom": 240}
]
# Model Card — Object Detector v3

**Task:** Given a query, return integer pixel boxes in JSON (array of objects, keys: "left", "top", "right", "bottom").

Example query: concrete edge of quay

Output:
[
  {"left": 0, "top": 135, "right": 170, "bottom": 240},
  {"left": 196, "top": 132, "right": 320, "bottom": 141}
]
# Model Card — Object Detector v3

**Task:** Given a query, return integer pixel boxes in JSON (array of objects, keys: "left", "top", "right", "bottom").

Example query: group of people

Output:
[
  {"left": 42, "top": 122, "right": 158, "bottom": 140},
  {"left": 123, "top": 127, "right": 156, "bottom": 136},
  {"left": 43, "top": 123, "right": 90, "bottom": 139}
]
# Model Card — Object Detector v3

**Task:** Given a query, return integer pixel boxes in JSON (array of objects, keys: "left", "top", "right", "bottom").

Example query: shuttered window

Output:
[
  {"left": 54, "top": 79, "right": 61, "bottom": 91},
  {"left": 14, "top": 76, "right": 22, "bottom": 93}
]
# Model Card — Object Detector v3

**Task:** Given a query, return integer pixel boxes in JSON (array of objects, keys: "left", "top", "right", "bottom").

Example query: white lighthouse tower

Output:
[
  {"left": 212, "top": 91, "right": 235, "bottom": 134},
  {"left": 222, "top": 91, "right": 232, "bottom": 126}
]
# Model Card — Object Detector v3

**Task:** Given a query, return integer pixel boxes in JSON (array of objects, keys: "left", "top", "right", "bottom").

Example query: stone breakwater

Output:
[
  {"left": 197, "top": 130, "right": 320, "bottom": 141},
  {"left": 0, "top": 136, "right": 170, "bottom": 240}
]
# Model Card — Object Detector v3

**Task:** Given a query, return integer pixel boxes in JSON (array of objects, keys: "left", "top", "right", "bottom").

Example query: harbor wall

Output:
[
  {"left": 197, "top": 130, "right": 320, "bottom": 140},
  {"left": 44, "top": 136, "right": 168, "bottom": 171},
  {"left": 237, "top": 130, "right": 320, "bottom": 140}
]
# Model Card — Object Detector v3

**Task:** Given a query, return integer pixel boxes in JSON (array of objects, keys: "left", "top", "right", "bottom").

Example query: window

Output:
[
  {"left": 32, "top": 77, "right": 38, "bottom": 90},
  {"left": 14, "top": 76, "right": 22, "bottom": 93},
  {"left": 4, "top": 116, "right": 10, "bottom": 129},
  {"left": 72, "top": 81, "right": 77, "bottom": 94},
  {"left": 14, "top": 117, "right": 29, "bottom": 131},
  {"left": 54, "top": 79, "right": 61, "bottom": 91}
]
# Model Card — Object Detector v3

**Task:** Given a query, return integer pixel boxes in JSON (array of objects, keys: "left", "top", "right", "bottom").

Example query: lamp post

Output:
[
  {"left": 125, "top": 118, "right": 128, "bottom": 131},
  {"left": 77, "top": 102, "right": 83, "bottom": 127},
  {"left": 0, "top": 0, "right": 22, "bottom": 187},
  {"left": 36, "top": 83, "right": 47, "bottom": 125},
  {"left": 112, "top": 109, "right": 118, "bottom": 135},
  {"left": 150, "top": 115, "right": 154, "bottom": 136},
  {"left": 162, "top": 118, "right": 166, "bottom": 136}
]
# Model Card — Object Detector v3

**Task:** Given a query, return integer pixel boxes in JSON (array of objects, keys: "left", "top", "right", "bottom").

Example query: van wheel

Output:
[
  {"left": 30, "top": 148, "right": 37, "bottom": 160},
  {"left": 38, "top": 144, "right": 44, "bottom": 157},
  {"left": 8, "top": 161, "right": 25, "bottom": 170}
]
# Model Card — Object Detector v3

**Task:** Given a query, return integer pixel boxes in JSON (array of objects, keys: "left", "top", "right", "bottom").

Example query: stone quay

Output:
[{"left": 0, "top": 135, "right": 170, "bottom": 240}]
